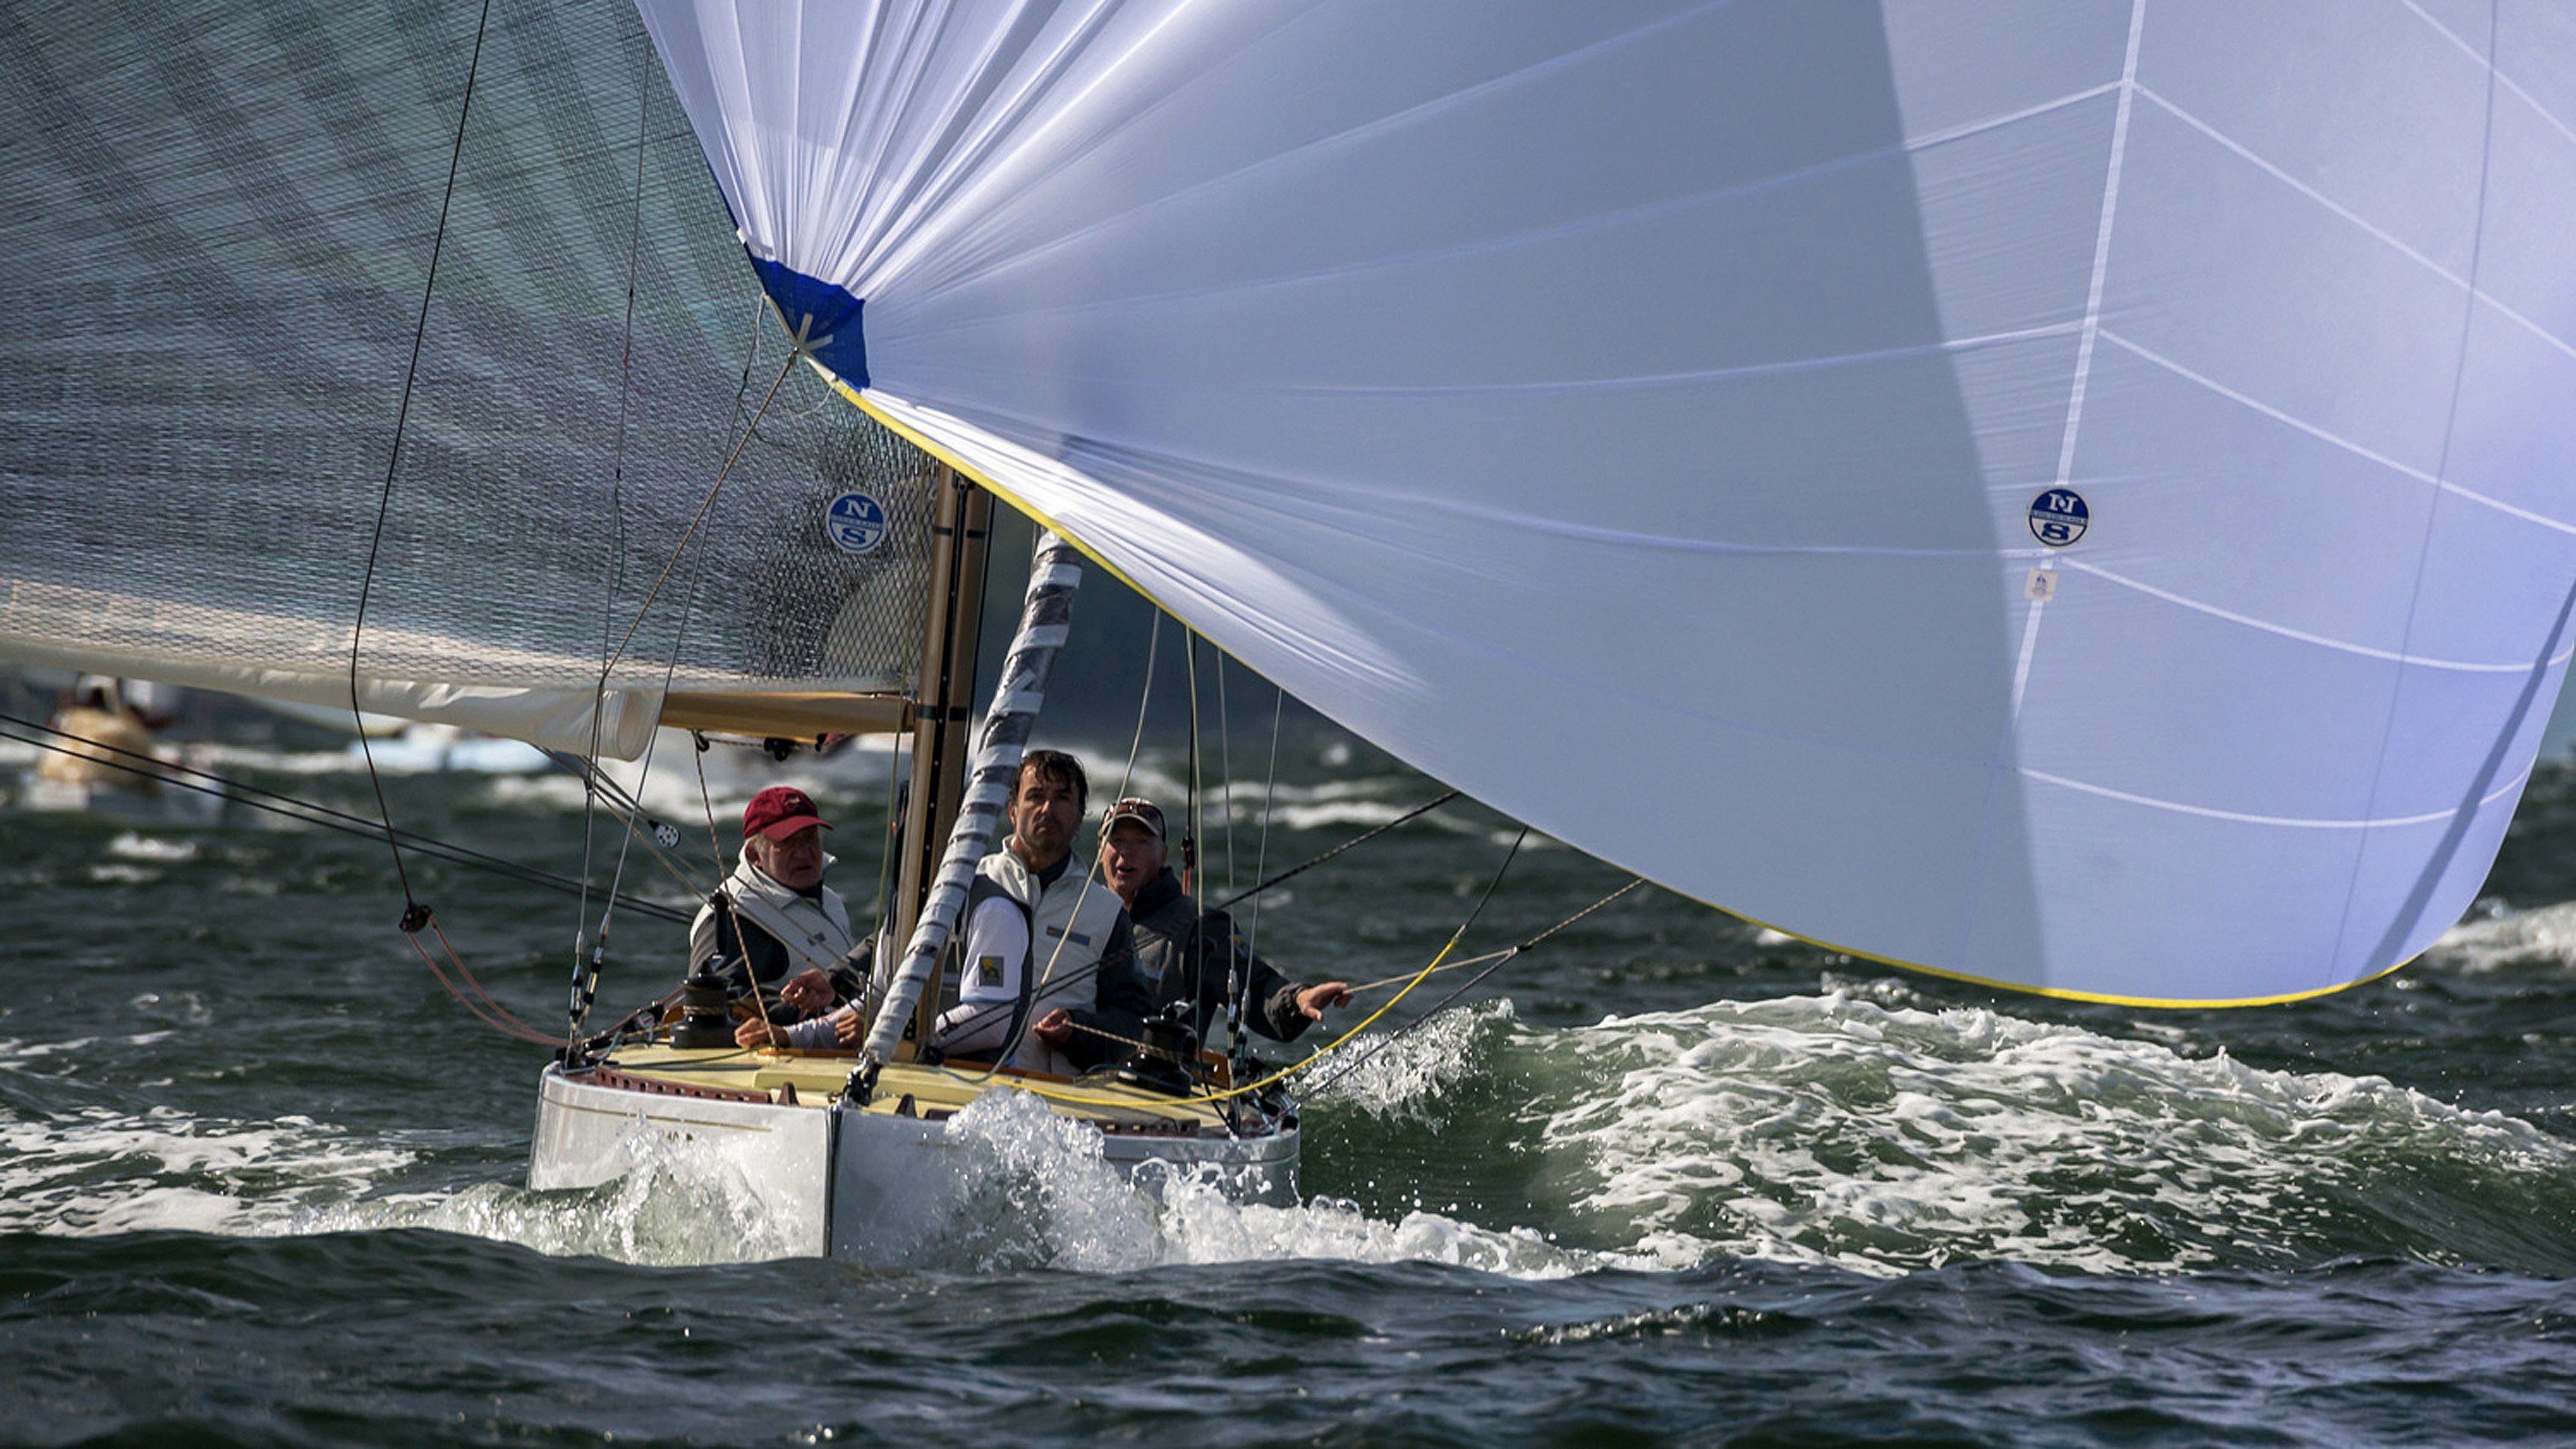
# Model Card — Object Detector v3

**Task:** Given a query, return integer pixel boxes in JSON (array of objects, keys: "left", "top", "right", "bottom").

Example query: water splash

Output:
[{"left": 911, "top": 1088, "right": 1626, "bottom": 1278}]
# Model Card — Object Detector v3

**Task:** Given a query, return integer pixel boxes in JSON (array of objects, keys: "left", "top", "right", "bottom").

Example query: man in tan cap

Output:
[{"left": 1096, "top": 796, "right": 1351, "bottom": 1052}]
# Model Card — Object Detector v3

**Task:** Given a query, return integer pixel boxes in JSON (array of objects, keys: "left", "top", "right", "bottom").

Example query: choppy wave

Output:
[
  {"left": 11, "top": 987, "right": 2573, "bottom": 1287},
  {"left": 0, "top": 1104, "right": 416, "bottom": 1237},
  {"left": 1311, "top": 996, "right": 2576, "bottom": 1278}
]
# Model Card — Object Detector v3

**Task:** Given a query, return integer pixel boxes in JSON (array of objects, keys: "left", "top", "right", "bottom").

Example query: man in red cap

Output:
[{"left": 688, "top": 785, "right": 866, "bottom": 1039}]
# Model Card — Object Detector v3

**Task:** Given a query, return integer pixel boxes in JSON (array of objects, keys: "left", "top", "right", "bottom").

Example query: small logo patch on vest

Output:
[{"left": 1044, "top": 926, "right": 1091, "bottom": 946}]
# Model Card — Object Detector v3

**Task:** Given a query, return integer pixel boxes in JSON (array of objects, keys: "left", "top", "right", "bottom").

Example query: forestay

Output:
[{"left": 0, "top": 3, "right": 940, "bottom": 756}]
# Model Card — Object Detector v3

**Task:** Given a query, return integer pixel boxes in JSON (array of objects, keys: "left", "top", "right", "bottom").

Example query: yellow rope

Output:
[
  {"left": 969, "top": 919, "right": 1473, "bottom": 1109},
  {"left": 974, "top": 872, "right": 1642, "bottom": 1109}
]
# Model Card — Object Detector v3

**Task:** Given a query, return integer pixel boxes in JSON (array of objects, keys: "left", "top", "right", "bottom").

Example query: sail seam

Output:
[
  {"left": 2058, "top": 558, "right": 2576, "bottom": 674},
  {"left": 2098, "top": 329, "right": 2576, "bottom": 537},
  {"left": 2325, "top": 0, "right": 2509, "bottom": 991},
  {"left": 890, "top": 318, "right": 2080, "bottom": 398},
  {"left": 2134, "top": 82, "right": 2575, "bottom": 366},
  {"left": 2051, "top": 0, "right": 2145, "bottom": 494},
  {"left": 2021, "top": 763, "right": 2530, "bottom": 830},
  {"left": 1951, "top": 0, "right": 2146, "bottom": 970},
  {"left": 2397, "top": 0, "right": 2576, "bottom": 149},
  {"left": 900, "top": 42, "right": 2121, "bottom": 323}
]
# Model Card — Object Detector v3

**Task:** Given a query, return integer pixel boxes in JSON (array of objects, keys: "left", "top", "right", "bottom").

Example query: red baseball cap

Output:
[{"left": 742, "top": 785, "right": 830, "bottom": 841}]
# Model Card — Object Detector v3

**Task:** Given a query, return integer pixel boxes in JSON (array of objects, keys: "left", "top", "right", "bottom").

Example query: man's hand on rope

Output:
[
  {"left": 779, "top": 968, "right": 834, "bottom": 1016},
  {"left": 1295, "top": 981, "right": 1353, "bottom": 1021}
]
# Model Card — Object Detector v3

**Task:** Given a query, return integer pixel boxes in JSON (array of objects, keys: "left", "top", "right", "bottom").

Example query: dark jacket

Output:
[{"left": 1124, "top": 869, "right": 1313, "bottom": 1046}]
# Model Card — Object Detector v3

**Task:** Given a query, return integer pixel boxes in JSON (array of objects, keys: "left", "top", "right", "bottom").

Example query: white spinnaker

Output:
[{"left": 639, "top": 0, "right": 2576, "bottom": 1003}]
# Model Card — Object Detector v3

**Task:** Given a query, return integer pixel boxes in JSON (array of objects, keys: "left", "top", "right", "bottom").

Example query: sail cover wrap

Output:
[
  {"left": 637, "top": 0, "right": 2576, "bottom": 1004},
  {"left": 0, "top": 3, "right": 943, "bottom": 757}
]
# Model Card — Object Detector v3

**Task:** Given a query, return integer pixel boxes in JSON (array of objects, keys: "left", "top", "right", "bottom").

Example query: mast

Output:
[
  {"left": 859, "top": 528, "right": 1086, "bottom": 1076},
  {"left": 890, "top": 470, "right": 991, "bottom": 1053}
]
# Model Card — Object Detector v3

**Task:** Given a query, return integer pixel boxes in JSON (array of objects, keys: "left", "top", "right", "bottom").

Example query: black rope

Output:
[
  {"left": 1303, "top": 876, "right": 1645, "bottom": 1098},
  {"left": 569, "top": 33, "right": 661, "bottom": 1038},
  {"left": 1184, "top": 630, "right": 1206, "bottom": 1040},
  {"left": 0, "top": 712, "right": 687, "bottom": 923},
  {"left": 348, "top": 0, "right": 495, "bottom": 925}
]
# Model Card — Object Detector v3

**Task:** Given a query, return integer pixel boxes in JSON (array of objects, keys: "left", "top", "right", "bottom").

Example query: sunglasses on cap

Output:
[{"left": 1100, "top": 797, "right": 1165, "bottom": 838}]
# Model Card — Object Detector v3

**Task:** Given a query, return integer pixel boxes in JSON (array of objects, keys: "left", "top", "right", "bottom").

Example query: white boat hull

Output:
[
  {"left": 529, "top": 1059, "right": 1298, "bottom": 1262},
  {"left": 14, "top": 771, "right": 225, "bottom": 826}
]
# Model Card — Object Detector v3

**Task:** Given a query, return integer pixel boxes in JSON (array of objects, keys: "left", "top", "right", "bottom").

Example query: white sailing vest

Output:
[
  {"left": 687, "top": 856, "right": 856, "bottom": 983},
  {"left": 934, "top": 846, "right": 1123, "bottom": 1074}
]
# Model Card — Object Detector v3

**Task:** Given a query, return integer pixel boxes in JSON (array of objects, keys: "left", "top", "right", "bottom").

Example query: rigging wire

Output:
[
  {"left": 570, "top": 31, "right": 662, "bottom": 1037},
  {"left": 0, "top": 713, "right": 686, "bottom": 923},
  {"left": 1217, "top": 650, "right": 1236, "bottom": 901},
  {"left": 995, "top": 826, "right": 1533, "bottom": 1110},
  {"left": 580, "top": 281, "right": 811, "bottom": 1046},
  {"left": 1182, "top": 629, "right": 1206, "bottom": 1034},
  {"left": 347, "top": 0, "right": 494, "bottom": 922},
  {"left": 1232, "top": 682, "right": 1286, "bottom": 1077},
  {"left": 1105, "top": 613, "right": 1165, "bottom": 809},
  {"left": 1299, "top": 877, "right": 1646, "bottom": 1099},
  {"left": 1243, "top": 684, "right": 1285, "bottom": 968},
  {"left": 593, "top": 348, "right": 802, "bottom": 690}
]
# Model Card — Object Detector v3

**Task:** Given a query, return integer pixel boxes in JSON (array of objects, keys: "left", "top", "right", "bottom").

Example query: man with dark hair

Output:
[
  {"left": 1095, "top": 796, "right": 1351, "bottom": 1052},
  {"left": 932, "top": 749, "right": 1151, "bottom": 1074}
]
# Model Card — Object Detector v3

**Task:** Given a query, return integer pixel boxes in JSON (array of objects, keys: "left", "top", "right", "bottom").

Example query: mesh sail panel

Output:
[{"left": 0, "top": 0, "right": 935, "bottom": 751}]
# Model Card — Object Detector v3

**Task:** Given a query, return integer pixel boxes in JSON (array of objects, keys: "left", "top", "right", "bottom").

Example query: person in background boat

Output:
[
  {"left": 929, "top": 749, "right": 1152, "bottom": 1076},
  {"left": 1096, "top": 797, "right": 1351, "bottom": 1052},
  {"left": 34, "top": 676, "right": 167, "bottom": 792},
  {"left": 684, "top": 785, "right": 868, "bottom": 1044}
]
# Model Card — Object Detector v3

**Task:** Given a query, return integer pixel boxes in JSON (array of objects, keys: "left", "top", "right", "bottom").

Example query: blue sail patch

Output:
[{"left": 748, "top": 257, "right": 868, "bottom": 389}]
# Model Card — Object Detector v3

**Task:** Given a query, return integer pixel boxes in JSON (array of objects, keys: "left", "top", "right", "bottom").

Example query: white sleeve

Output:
[{"left": 933, "top": 895, "right": 1029, "bottom": 1056}]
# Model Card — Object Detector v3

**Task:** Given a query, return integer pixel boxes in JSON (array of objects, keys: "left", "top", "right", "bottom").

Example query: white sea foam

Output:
[
  {"left": 1522, "top": 994, "right": 2576, "bottom": 1276},
  {"left": 2427, "top": 900, "right": 2576, "bottom": 973},
  {"left": 309, "top": 1132, "right": 811, "bottom": 1268},
  {"left": 1312, "top": 998, "right": 1512, "bottom": 1123},
  {"left": 106, "top": 831, "right": 198, "bottom": 863},
  {"left": 0, "top": 1105, "right": 416, "bottom": 1236},
  {"left": 30, "top": 986, "right": 2543, "bottom": 1280}
]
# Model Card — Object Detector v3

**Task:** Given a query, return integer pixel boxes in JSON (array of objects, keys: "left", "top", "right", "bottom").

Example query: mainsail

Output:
[
  {"left": 0, "top": 3, "right": 941, "bottom": 756},
  {"left": 635, "top": 0, "right": 2576, "bottom": 1004}
]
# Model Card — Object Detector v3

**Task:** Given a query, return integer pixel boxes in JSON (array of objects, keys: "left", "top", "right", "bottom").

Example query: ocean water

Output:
[{"left": 3, "top": 737, "right": 2575, "bottom": 1446}]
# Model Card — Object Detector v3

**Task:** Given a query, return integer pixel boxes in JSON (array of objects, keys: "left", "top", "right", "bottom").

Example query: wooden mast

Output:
[{"left": 892, "top": 468, "right": 990, "bottom": 1056}]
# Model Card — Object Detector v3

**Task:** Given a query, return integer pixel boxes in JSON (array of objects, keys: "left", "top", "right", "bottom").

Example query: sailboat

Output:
[
  {"left": 3, "top": 3, "right": 2573, "bottom": 1258},
  {"left": 8, "top": 675, "right": 225, "bottom": 826}
]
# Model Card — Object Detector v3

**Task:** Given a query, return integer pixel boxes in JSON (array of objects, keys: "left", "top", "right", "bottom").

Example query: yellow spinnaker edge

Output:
[
  {"left": 1697, "top": 899, "right": 2415, "bottom": 1009},
  {"left": 823, "top": 365, "right": 2419, "bottom": 1013},
  {"left": 820, "top": 366, "right": 1164, "bottom": 609}
]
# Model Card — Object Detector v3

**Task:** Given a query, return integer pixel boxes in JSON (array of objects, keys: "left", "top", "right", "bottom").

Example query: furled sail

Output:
[
  {"left": 0, "top": 3, "right": 941, "bottom": 756},
  {"left": 639, "top": 0, "right": 2576, "bottom": 1003}
]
